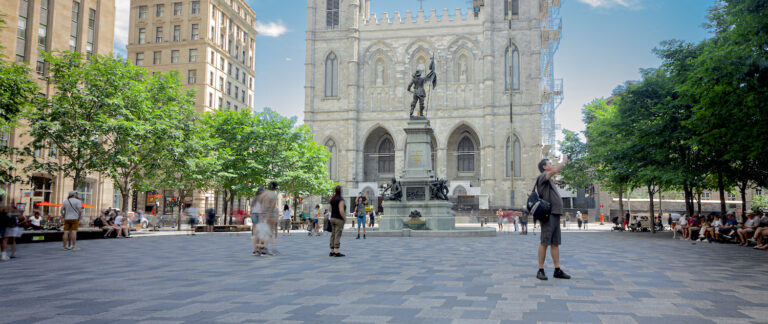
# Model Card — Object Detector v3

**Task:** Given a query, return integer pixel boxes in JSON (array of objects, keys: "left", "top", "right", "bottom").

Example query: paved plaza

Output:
[{"left": 1, "top": 230, "right": 767, "bottom": 324}]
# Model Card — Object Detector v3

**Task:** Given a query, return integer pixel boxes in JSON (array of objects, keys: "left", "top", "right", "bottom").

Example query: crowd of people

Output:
[{"left": 671, "top": 210, "right": 768, "bottom": 249}]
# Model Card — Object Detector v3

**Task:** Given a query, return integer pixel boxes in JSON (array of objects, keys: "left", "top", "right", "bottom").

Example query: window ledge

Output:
[{"left": 322, "top": 97, "right": 341, "bottom": 101}]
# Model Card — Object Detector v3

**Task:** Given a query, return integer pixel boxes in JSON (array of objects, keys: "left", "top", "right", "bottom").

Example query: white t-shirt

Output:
[
  {"left": 711, "top": 219, "right": 722, "bottom": 228},
  {"left": 282, "top": 209, "right": 291, "bottom": 220},
  {"left": 680, "top": 218, "right": 688, "bottom": 226},
  {"left": 115, "top": 215, "right": 124, "bottom": 226},
  {"left": 314, "top": 209, "right": 320, "bottom": 219},
  {"left": 31, "top": 217, "right": 42, "bottom": 226},
  {"left": 62, "top": 198, "right": 83, "bottom": 220}
]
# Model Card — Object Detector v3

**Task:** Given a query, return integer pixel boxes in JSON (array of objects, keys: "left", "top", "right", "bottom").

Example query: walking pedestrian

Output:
[
  {"left": 259, "top": 181, "right": 280, "bottom": 255},
  {"left": 281, "top": 203, "right": 291, "bottom": 236},
  {"left": 185, "top": 204, "right": 198, "bottom": 235},
  {"left": 61, "top": 190, "right": 83, "bottom": 251},
  {"left": 368, "top": 209, "right": 375, "bottom": 228},
  {"left": 251, "top": 188, "right": 267, "bottom": 255},
  {"left": 329, "top": 185, "right": 346, "bottom": 257},
  {"left": 535, "top": 157, "right": 571, "bottom": 281},
  {"left": 577, "top": 211, "right": 583, "bottom": 230},
  {"left": 513, "top": 212, "right": 519, "bottom": 232},
  {"left": 582, "top": 212, "right": 589, "bottom": 230},
  {"left": 310, "top": 204, "right": 321, "bottom": 236},
  {"left": 354, "top": 197, "right": 366, "bottom": 239},
  {"left": 205, "top": 208, "right": 216, "bottom": 232},
  {"left": 1, "top": 206, "right": 23, "bottom": 259},
  {"left": 497, "top": 209, "right": 504, "bottom": 231},
  {"left": 520, "top": 208, "right": 528, "bottom": 234}
]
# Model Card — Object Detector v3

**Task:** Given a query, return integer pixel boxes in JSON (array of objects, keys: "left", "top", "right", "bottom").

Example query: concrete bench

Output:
[
  {"left": 18, "top": 228, "right": 133, "bottom": 243},
  {"left": 194, "top": 225, "right": 250, "bottom": 232}
]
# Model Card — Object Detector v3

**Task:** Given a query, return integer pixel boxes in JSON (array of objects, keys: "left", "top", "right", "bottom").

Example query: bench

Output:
[
  {"left": 194, "top": 225, "right": 250, "bottom": 232},
  {"left": 18, "top": 228, "right": 134, "bottom": 243}
]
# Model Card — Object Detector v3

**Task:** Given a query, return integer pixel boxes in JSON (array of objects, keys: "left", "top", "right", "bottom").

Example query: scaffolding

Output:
[{"left": 539, "top": 0, "right": 563, "bottom": 155}]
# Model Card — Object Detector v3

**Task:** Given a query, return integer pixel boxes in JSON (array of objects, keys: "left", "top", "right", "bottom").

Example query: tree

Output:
[{"left": 26, "top": 52, "right": 127, "bottom": 190}]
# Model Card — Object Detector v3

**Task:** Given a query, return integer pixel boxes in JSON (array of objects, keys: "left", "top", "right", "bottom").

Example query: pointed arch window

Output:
[
  {"left": 326, "top": 0, "right": 339, "bottom": 29},
  {"left": 504, "top": 0, "right": 519, "bottom": 20},
  {"left": 505, "top": 45, "right": 519, "bottom": 91},
  {"left": 325, "top": 139, "right": 337, "bottom": 180},
  {"left": 506, "top": 137, "right": 511, "bottom": 178},
  {"left": 508, "top": 136, "right": 521, "bottom": 177},
  {"left": 457, "top": 136, "right": 475, "bottom": 172},
  {"left": 378, "top": 137, "right": 394, "bottom": 174},
  {"left": 325, "top": 52, "right": 338, "bottom": 97}
]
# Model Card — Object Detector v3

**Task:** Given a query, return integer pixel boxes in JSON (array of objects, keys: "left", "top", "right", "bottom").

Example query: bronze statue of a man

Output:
[{"left": 407, "top": 57, "right": 437, "bottom": 118}]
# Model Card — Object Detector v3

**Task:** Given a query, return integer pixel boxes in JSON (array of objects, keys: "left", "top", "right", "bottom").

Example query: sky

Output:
[{"left": 113, "top": 0, "right": 715, "bottom": 135}]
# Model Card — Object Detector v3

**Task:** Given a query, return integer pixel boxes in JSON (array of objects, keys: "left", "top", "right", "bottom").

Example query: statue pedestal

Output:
[{"left": 380, "top": 118, "right": 455, "bottom": 231}]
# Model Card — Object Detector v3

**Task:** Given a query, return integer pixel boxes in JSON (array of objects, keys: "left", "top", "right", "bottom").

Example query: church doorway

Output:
[{"left": 363, "top": 127, "right": 395, "bottom": 182}]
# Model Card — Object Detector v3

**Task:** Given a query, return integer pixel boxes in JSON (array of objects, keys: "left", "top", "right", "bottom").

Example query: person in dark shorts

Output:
[
  {"left": 205, "top": 208, "right": 216, "bottom": 232},
  {"left": 536, "top": 157, "right": 571, "bottom": 281}
]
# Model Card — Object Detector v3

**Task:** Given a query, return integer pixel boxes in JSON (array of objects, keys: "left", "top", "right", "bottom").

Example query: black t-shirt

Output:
[
  {"left": 330, "top": 196, "right": 344, "bottom": 219},
  {"left": 536, "top": 173, "right": 563, "bottom": 216}
]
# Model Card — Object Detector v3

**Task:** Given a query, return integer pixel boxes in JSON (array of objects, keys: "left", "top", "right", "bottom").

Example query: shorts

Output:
[
  {"left": 498, "top": 218, "right": 503, "bottom": 225},
  {"left": 540, "top": 214, "right": 561, "bottom": 246},
  {"left": 281, "top": 218, "right": 291, "bottom": 229},
  {"left": 188, "top": 217, "right": 198, "bottom": 226},
  {"left": 206, "top": 217, "right": 215, "bottom": 226},
  {"left": 63, "top": 219, "right": 79, "bottom": 231},
  {"left": 357, "top": 216, "right": 366, "bottom": 227},
  {"left": 5, "top": 227, "right": 23, "bottom": 238}
]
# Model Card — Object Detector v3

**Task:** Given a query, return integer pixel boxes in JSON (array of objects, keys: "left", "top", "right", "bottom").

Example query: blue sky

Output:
[{"left": 113, "top": 0, "right": 714, "bottom": 135}]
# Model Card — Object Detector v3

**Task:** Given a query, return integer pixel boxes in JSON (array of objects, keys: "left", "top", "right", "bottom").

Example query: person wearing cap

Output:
[
  {"left": 61, "top": 190, "right": 83, "bottom": 250},
  {"left": 736, "top": 211, "right": 758, "bottom": 246}
]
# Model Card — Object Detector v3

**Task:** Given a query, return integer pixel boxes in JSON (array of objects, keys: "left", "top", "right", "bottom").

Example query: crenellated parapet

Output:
[{"left": 362, "top": 7, "right": 483, "bottom": 29}]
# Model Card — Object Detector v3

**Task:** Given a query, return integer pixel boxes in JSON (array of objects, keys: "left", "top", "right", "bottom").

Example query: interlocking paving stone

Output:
[{"left": 1, "top": 231, "right": 767, "bottom": 323}]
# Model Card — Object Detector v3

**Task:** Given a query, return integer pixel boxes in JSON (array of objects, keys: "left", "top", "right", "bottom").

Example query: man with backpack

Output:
[{"left": 534, "top": 157, "right": 570, "bottom": 281}]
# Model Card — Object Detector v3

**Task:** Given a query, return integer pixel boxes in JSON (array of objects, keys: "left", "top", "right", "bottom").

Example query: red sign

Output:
[{"left": 600, "top": 204, "right": 604, "bottom": 208}]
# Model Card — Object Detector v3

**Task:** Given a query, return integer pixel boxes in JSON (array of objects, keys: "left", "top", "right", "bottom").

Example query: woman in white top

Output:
[{"left": 281, "top": 204, "right": 291, "bottom": 236}]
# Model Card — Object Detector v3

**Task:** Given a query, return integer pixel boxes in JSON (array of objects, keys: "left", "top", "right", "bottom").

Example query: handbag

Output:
[
  {"left": 323, "top": 218, "right": 332, "bottom": 232},
  {"left": 526, "top": 178, "right": 551, "bottom": 224}
]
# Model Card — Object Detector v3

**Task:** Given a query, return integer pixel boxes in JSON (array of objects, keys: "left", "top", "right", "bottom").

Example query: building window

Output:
[
  {"left": 86, "top": 8, "right": 95, "bottom": 58},
  {"left": 219, "top": 77, "right": 224, "bottom": 90},
  {"left": 227, "top": 82, "right": 231, "bottom": 95},
  {"left": 241, "top": 90, "right": 245, "bottom": 103},
  {"left": 210, "top": 50, "right": 215, "bottom": 64},
  {"left": 208, "top": 93, "right": 213, "bottom": 107},
  {"left": 173, "top": 2, "right": 182, "bottom": 16},
  {"left": 513, "top": 136, "right": 521, "bottom": 177},
  {"left": 153, "top": 51, "right": 161, "bottom": 64},
  {"left": 155, "top": 4, "right": 164, "bottom": 17},
  {"left": 135, "top": 52, "right": 144, "bottom": 65},
  {"left": 218, "top": 97, "right": 223, "bottom": 108},
  {"left": 326, "top": 139, "right": 337, "bottom": 180},
  {"left": 0, "top": 132, "right": 9, "bottom": 147},
  {"left": 191, "top": 24, "right": 199, "bottom": 40},
  {"left": 457, "top": 136, "right": 475, "bottom": 172},
  {"left": 234, "top": 86, "right": 238, "bottom": 99},
  {"left": 324, "top": 52, "right": 338, "bottom": 97},
  {"left": 506, "top": 137, "right": 511, "bottom": 178},
  {"left": 48, "top": 141, "right": 57, "bottom": 158},
  {"left": 189, "top": 49, "right": 198, "bottom": 62},
  {"left": 69, "top": 1, "right": 79, "bottom": 52},
  {"left": 505, "top": 45, "right": 520, "bottom": 91},
  {"left": 187, "top": 69, "right": 197, "bottom": 84},
  {"left": 138, "top": 28, "right": 146, "bottom": 44},
  {"left": 138, "top": 5, "right": 147, "bottom": 18},
  {"left": 173, "top": 25, "right": 180, "bottom": 41},
  {"left": 155, "top": 26, "right": 163, "bottom": 43},
  {"left": 38, "top": 0, "right": 49, "bottom": 48},
  {"left": 703, "top": 192, "right": 711, "bottom": 200},
  {"left": 756, "top": 188, "right": 763, "bottom": 196},
  {"left": 191, "top": 1, "right": 200, "bottom": 14},
  {"left": 326, "top": 0, "right": 339, "bottom": 29},
  {"left": 171, "top": 50, "right": 179, "bottom": 63},
  {"left": 219, "top": 57, "right": 224, "bottom": 70},
  {"left": 209, "top": 72, "right": 213, "bottom": 86},
  {"left": 113, "top": 188, "right": 121, "bottom": 209},
  {"left": 378, "top": 138, "right": 394, "bottom": 174},
  {"left": 228, "top": 62, "right": 232, "bottom": 75},
  {"left": 76, "top": 182, "right": 93, "bottom": 218},
  {"left": 504, "top": 0, "right": 519, "bottom": 20},
  {"left": 727, "top": 192, "right": 736, "bottom": 200}
]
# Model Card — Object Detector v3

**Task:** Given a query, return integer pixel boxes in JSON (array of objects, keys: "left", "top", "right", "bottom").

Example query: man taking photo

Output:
[{"left": 536, "top": 156, "right": 571, "bottom": 281}]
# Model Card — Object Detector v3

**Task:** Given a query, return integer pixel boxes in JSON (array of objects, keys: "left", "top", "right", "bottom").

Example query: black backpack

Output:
[{"left": 526, "top": 178, "right": 551, "bottom": 224}]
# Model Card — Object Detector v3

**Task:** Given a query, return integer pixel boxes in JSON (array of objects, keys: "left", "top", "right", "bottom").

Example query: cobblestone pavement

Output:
[{"left": 1, "top": 230, "right": 767, "bottom": 324}]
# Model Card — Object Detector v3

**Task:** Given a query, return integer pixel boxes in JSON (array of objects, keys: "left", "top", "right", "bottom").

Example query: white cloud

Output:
[
  {"left": 578, "top": 0, "right": 642, "bottom": 9},
  {"left": 113, "top": 0, "right": 130, "bottom": 56},
  {"left": 285, "top": 57, "right": 293, "bottom": 62},
  {"left": 255, "top": 21, "right": 288, "bottom": 37}
]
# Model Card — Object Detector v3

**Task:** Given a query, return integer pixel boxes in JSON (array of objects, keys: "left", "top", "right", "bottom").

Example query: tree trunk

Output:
[
  {"left": 648, "top": 185, "right": 656, "bottom": 234},
  {"left": 177, "top": 189, "right": 185, "bottom": 231},
  {"left": 229, "top": 190, "right": 235, "bottom": 225},
  {"left": 717, "top": 170, "right": 727, "bottom": 219},
  {"left": 618, "top": 187, "right": 624, "bottom": 224},
  {"left": 658, "top": 189, "right": 663, "bottom": 220},
  {"left": 697, "top": 192, "right": 702, "bottom": 216},
  {"left": 739, "top": 180, "right": 748, "bottom": 217},
  {"left": 683, "top": 183, "right": 693, "bottom": 218},
  {"left": 221, "top": 189, "right": 229, "bottom": 226}
]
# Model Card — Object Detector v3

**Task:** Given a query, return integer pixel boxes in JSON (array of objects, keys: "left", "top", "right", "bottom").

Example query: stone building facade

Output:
[
  {"left": 0, "top": 0, "right": 116, "bottom": 220},
  {"left": 304, "top": 0, "right": 563, "bottom": 209}
]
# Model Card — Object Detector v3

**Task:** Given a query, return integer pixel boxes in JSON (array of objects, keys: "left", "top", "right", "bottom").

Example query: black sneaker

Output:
[
  {"left": 536, "top": 269, "right": 548, "bottom": 281},
  {"left": 553, "top": 268, "right": 571, "bottom": 279},
  {"left": 363, "top": 234, "right": 366, "bottom": 239},
  {"left": 329, "top": 252, "right": 335, "bottom": 257},
  {"left": 356, "top": 234, "right": 360, "bottom": 239},
  {"left": 335, "top": 253, "right": 346, "bottom": 257}
]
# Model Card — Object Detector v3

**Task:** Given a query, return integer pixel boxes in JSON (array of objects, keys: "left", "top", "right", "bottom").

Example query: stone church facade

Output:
[{"left": 304, "top": 0, "right": 563, "bottom": 209}]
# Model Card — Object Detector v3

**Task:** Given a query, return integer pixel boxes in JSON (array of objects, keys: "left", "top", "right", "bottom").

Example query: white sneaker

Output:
[{"left": 0, "top": 254, "right": 9, "bottom": 261}]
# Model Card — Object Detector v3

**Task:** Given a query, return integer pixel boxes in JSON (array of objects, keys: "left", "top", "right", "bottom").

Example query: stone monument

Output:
[{"left": 380, "top": 56, "right": 456, "bottom": 231}]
